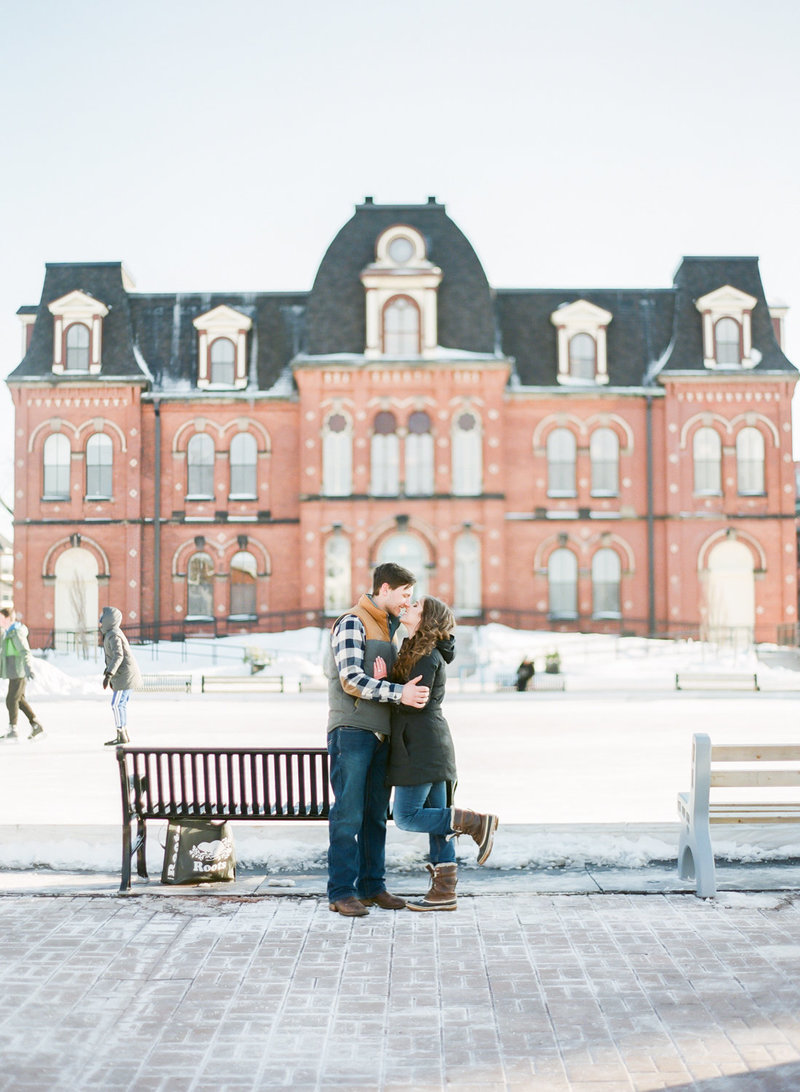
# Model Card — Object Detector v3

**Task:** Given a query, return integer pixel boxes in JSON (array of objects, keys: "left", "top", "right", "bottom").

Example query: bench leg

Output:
[
  {"left": 678, "top": 824, "right": 716, "bottom": 897},
  {"left": 120, "top": 819, "right": 132, "bottom": 893},
  {"left": 134, "top": 819, "right": 148, "bottom": 879}
]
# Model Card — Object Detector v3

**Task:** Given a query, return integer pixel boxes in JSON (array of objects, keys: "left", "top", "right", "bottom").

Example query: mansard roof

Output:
[
  {"left": 8, "top": 212, "right": 793, "bottom": 394},
  {"left": 10, "top": 262, "right": 148, "bottom": 382},
  {"left": 495, "top": 287, "right": 675, "bottom": 387},
  {"left": 127, "top": 291, "right": 305, "bottom": 392},
  {"left": 652, "top": 256, "right": 795, "bottom": 377},
  {"left": 306, "top": 198, "right": 496, "bottom": 356}
]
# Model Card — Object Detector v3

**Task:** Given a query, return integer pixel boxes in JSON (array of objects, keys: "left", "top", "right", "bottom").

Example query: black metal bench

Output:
[{"left": 116, "top": 745, "right": 330, "bottom": 892}]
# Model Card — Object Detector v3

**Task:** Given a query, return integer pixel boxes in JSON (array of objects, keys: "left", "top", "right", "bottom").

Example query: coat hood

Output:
[
  {"left": 436, "top": 635, "right": 456, "bottom": 664},
  {"left": 99, "top": 606, "right": 122, "bottom": 634}
]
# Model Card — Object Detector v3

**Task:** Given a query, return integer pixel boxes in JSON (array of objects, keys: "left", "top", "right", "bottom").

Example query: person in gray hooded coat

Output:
[{"left": 99, "top": 606, "right": 142, "bottom": 746}]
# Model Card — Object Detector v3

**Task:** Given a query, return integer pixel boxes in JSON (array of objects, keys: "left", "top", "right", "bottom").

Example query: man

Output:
[
  {"left": 326, "top": 562, "right": 430, "bottom": 917},
  {"left": 0, "top": 607, "right": 43, "bottom": 742}
]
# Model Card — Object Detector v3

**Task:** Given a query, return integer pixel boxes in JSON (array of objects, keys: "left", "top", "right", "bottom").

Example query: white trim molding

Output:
[
  {"left": 47, "top": 290, "right": 109, "bottom": 375},
  {"left": 192, "top": 305, "right": 253, "bottom": 390}
]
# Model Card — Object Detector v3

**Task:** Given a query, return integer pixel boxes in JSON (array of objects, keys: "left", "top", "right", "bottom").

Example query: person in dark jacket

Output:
[
  {"left": 375, "top": 596, "right": 499, "bottom": 911},
  {"left": 516, "top": 656, "right": 535, "bottom": 691},
  {"left": 99, "top": 606, "right": 143, "bottom": 746}
]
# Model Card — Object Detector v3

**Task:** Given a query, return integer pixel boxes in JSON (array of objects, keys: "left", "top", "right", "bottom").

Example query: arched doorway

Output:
[
  {"left": 704, "top": 538, "right": 755, "bottom": 647},
  {"left": 54, "top": 547, "right": 99, "bottom": 654},
  {"left": 376, "top": 532, "right": 430, "bottom": 599}
]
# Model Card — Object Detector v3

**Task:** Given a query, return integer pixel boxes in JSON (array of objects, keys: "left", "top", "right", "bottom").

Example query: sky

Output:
[{"left": 1, "top": 0, "right": 799, "bottom": 519}]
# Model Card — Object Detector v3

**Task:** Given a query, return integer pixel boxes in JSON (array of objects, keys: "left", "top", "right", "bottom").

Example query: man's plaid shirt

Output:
[{"left": 331, "top": 614, "right": 404, "bottom": 703}]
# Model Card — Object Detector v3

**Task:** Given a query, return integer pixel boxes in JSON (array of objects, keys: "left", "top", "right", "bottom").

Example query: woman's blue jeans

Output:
[
  {"left": 392, "top": 781, "right": 456, "bottom": 865},
  {"left": 327, "top": 727, "right": 391, "bottom": 902}
]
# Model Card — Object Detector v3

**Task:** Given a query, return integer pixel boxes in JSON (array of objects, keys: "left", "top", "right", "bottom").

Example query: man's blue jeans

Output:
[
  {"left": 327, "top": 727, "right": 391, "bottom": 902},
  {"left": 392, "top": 781, "right": 456, "bottom": 865}
]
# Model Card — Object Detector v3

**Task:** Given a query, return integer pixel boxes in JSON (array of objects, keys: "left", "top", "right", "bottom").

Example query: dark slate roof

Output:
[
  {"left": 495, "top": 288, "right": 675, "bottom": 387},
  {"left": 9, "top": 263, "right": 148, "bottom": 382},
  {"left": 654, "top": 257, "right": 795, "bottom": 376},
  {"left": 128, "top": 292, "right": 306, "bottom": 392},
  {"left": 306, "top": 198, "right": 496, "bottom": 356}
]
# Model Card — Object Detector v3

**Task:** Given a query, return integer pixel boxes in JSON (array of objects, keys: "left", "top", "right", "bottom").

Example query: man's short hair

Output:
[
  {"left": 0, "top": 607, "right": 12, "bottom": 619},
  {"left": 372, "top": 562, "right": 416, "bottom": 593}
]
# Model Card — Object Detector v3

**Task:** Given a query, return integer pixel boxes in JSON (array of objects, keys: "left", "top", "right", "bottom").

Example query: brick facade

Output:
[{"left": 7, "top": 201, "right": 797, "bottom": 645}]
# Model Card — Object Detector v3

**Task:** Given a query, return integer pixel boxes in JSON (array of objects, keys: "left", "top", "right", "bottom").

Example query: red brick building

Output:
[{"left": 7, "top": 198, "right": 797, "bottom": 645}]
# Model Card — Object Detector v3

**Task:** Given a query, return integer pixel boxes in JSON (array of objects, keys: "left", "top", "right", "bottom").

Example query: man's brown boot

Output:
[
  {"left": 407, "top": 863, "right": 458, "bottom": 912},
  {"left": 451, "top": 808, "right": 499, "bottom": 865},
  {"left": 329, "top": 896, "right": 369, "bottom": 917},
  {"left": 360, "top": 890, "right": 406, "bottom": 910}
]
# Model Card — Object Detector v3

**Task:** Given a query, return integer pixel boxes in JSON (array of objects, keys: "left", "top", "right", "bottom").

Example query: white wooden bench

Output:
[
  {"left": 200, "top": 674, "right": 288, "bottom": 693},
  {"left": 139, "top": 674, "right": 193, "bottom": 693},
  {"left": 677, "top": 733, "right": 800, "bottom": 897},
  {"left": 675, "top": 672, "right": 759, "bottom": 691}
]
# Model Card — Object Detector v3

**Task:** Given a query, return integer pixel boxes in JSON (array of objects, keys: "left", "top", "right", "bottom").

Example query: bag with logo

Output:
[{"left": 161, "top": 819, "right": 237, "bottom": 885}]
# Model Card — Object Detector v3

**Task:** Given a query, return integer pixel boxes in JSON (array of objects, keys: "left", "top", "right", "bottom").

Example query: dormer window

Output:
[
  {"left": 695, "top": 285, "right": 758, "bottom": 369},
  {"left": 361, "top": 225, "right": 443, "bottom": 359},
  {"left": 383, "top": 295, "right": 420, "bottom": 355},
  {"left": 568, "top": 333, "right": 596, "bottom": 380},
  {"left": 193, "top": 305, "right": 252, "bottom": 390},
  {"left": 66, "top": 323, "right": 90, "bottom": 370},
  {"left": 209, "top": 337, "right": 236, "bottom": 385},
  {"left": 47, "top": 289, "right": 109, "bottom": 375},
  {"left": 714, "top": 317, "right": 741, "bottom": 365},
  {"left": 550, "top": 300, "right": 612, "bottom": 385}
]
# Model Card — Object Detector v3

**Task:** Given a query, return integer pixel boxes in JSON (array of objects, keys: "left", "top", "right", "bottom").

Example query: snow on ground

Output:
[{"left": 1, "top": 624, "right": 800, "bottom": 873}]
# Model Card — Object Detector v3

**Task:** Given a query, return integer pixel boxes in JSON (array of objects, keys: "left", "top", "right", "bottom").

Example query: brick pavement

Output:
[{"left": 1, "top": 891, "right": 800, "bottom": 1091}]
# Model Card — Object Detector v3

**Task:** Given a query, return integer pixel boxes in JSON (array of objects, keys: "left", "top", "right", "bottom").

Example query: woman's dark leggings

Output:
[{"left": 6, "top": 678, "right": 36, "bottom": 726}]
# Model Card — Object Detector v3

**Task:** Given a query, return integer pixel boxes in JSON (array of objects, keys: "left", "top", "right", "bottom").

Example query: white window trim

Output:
[
  {"left": 193, "top": 305, "right": 253, "bottom": 390},
  {"left": 550, "top": 300, "right": 612, "bottom": 386},
  {"left": 47, "top": 290, "right": 109, "bottom": 375},
  {"left": 361, "top": 225, "right": 443, "bottom": 359},
  {"left": 695, "top": 285, "right": 758, "bottom": 370}
]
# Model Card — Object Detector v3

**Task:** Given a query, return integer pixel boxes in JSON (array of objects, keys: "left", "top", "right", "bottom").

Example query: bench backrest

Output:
[
  {"left": 689, "top": 733, "right": 800, "bottom": 817},
  {"left": 117, "top": 746, "right": 331, "bottom": 821}
]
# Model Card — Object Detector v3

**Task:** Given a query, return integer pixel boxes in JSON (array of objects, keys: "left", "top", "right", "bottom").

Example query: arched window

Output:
[
  {"left": 406, "top": 411, "right": 433, "bottom": 496},
  {"left": 715, "top": 318, "right": 741, "bottom": 366},
  {"left": 693, "top": 427, "right": 721, "bottom": 495},
  {"left": 376, "top": 532, "right": 429, "bottom": 599},
  {"left": 382, "top": 296, "right": 420, "bottom": 356},
  {"left": 590, "top": 428, "right": 619, "bottom": 496},
  {"left": 547, "top": 428, "right": 576, "bottom": 497},
  {"left": 592, "top": 548, "right": 621, "bottom": 618},
  {"left": 452, "top": 411, "right": 482, "bottom": 496},
  {"left": 187, "top": 552, "right": 214, "bottom": 618},
  {"left": 322, "top": 413, "right": 352, "bottom": 497},
  {"left": 736, "top": 427, "right": 765, "bottom": 496},
  {"left": 454, "top": 531, "right": 481, "bottom": 614},
  {"left": 43, "top": 433, "right": 71, "bottom": 499},
  {"left": 324, "top": 534, "right": 351, "bottom": 614},
  {"left": 209, "top": 338, "right": 236, "bottom": 385},
  {"left": 229, "top": 432, "right": 257, "bottom": 498},
  {"left": 229, "top": 551, "right": 257, "bottom": 618},
  {"left": 569, "top": 333, "right": 596, "bottom": 380},
  {"left": 86, "top": 433, "right": 113, "bottom": 499},
  {"left": 65, "top": 323, "right": 90, "bottom": 371},
  {"left": 371, "top": 411, "right": 399, "bottom": 496},
  {"left": 187, "top": 433, "right": 215, "bottom": 498},
  {"left": 548, "top": 548, "right": 577, "bottom": 619}
]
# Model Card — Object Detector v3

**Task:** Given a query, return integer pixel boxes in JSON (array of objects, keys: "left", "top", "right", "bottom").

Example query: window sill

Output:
[
  {"left": 228, "top": 494, "right": 258, "bottom": 502},
  {"left": 41, "top": 495, "right": 70, "bottom": 502},
  {"left": 185, "top": 495, "right": 215, "bottom": 502}
]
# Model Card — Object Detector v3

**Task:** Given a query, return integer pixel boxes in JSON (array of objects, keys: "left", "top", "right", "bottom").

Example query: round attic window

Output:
[{"left": 388, "top": 236, "right": 414, "bottom": 264}]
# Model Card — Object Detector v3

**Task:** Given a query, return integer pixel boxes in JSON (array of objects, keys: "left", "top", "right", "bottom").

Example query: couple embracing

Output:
[{"left": 325, "top": 562, "right": 499, "bottom": 917}]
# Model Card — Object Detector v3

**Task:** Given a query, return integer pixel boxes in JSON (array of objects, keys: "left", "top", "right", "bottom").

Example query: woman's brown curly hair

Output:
[{"left": 391, "top": 597, "right": 456, "bottom": 682}]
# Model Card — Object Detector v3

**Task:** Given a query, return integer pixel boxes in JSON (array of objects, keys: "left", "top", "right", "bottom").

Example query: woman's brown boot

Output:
[
  {"left": 407, "top": 863, "right": 458, "bottom": 912},
  {"left": 451, "top": 808, "right": 499, "bottom": 865}
]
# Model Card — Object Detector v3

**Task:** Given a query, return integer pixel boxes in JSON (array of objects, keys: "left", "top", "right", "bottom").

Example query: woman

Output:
[{"left": 375, "top": 596, "right": 499, "bottom": 912}]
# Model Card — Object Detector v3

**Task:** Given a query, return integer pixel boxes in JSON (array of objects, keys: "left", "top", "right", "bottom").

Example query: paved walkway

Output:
[{"left": 2, "top": 884, "right": 800, "bottom": 1090}]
